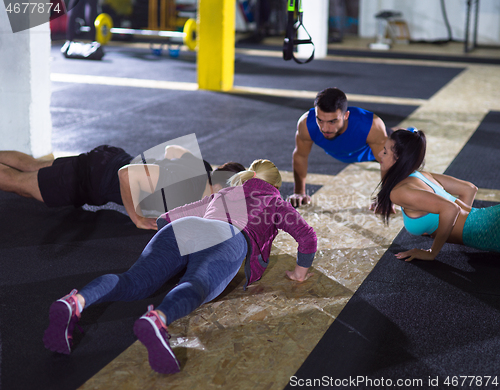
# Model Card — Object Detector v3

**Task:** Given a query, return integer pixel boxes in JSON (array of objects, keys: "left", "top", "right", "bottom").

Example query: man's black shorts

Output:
[{"left": 38, "top": 145, "right": 133, "bottom": 207}]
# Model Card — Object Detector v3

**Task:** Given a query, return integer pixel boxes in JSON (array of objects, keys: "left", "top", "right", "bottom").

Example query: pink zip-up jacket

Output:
[{"left": 157, "top": 178, "right": 317, "bottom": 288}]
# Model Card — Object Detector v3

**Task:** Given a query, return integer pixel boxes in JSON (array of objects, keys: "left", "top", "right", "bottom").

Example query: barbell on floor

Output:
[{"left": 80, "top": 14, "right": 197, "bottom": 51}]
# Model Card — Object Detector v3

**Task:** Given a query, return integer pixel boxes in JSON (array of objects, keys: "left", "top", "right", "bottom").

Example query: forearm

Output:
[
  {"left": 292, "top": 152, "right": 308, "bottom": 194},
  {"left": 282, "top": 206, "right": 316, "bottom": 282},
  {"left": 458, "top": 184, "right": 478, "bottom": 208},
  {"left": 430, "top": 206, "right": 460, "bottom": 257},
  {"left": 431, "top": 173, "right": 477, "bottom": 208},
  {"left": 119, "top": 170, "right": 143, "bottom": 224},
  {"left": 277, "top": 205, "right": 317, "bottom": 255}
]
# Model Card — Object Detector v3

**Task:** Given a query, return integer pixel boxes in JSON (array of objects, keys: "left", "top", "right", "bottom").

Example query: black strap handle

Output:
[{"left": 283, "top": 0, "right": 315, "bottom": 64}]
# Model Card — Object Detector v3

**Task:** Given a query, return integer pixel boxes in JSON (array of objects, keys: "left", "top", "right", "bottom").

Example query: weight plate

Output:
[
  {"left": 95, "top": 13, "right": 113, "bottom": 45},
  {"left": 183, "top": 18, "right": 197, "bottom": 51}
]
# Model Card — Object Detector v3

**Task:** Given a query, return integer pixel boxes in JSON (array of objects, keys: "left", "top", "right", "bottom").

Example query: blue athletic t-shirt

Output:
[{"left": 306, "top": 106, "right": 375, "bottom": 163}]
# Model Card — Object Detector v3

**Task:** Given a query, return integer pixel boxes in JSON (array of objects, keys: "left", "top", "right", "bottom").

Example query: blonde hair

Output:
[{"left": 229, "top": 159, "right": 282, "bottom": 189}]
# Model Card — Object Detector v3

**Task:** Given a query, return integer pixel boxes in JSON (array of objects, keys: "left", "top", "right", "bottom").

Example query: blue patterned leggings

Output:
[
  {"left": 79, "top": 217, "right": 247, "bottom": 325},
  {"left": 462, "top": 205, "right": 500, "bottom": 253}
]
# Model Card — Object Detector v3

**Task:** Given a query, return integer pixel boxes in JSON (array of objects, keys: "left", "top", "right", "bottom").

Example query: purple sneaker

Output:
[
  {"left": 43, "top": 289, "right": 81, "bottom": 354},
  {"left": 133, "top": 305, "right": 180, "bottom": 374}
]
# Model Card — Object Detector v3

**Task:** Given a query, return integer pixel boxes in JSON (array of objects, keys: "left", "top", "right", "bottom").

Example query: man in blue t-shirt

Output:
[{"left": 290, "top": 87, "right": 388, "bottom": 207}]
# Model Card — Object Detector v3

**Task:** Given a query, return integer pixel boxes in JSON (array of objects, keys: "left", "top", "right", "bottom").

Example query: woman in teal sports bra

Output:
[{"left": 375, "top": 128, "right": 499, "bottom": 261}]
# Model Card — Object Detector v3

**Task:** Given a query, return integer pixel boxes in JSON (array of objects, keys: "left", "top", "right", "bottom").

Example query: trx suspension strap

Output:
[{"left": 283, "top": 0, "right": 315, "bottom": 64}]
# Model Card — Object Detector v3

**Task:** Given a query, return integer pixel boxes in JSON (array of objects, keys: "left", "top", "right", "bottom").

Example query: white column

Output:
[
  {"left": 0, "top": 3, "right": 52, "bottom": 157},
  {"left": 298, "top": 0, "right": 329, "bottom": 60}
]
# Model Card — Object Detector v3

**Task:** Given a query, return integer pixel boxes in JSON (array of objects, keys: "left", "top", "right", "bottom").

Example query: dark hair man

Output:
[{"left": 290, "top": 87, "right": 388, "bottom": 207}]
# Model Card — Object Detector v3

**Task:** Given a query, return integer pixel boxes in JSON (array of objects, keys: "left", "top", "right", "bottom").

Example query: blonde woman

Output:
[{"left": 44, "top": 159, "right": 317, "bottom": 375}]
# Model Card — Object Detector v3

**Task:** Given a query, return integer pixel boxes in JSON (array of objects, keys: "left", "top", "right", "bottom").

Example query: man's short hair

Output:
[
  {"left": 314, "top": 87, "right": 348, "bottom": 113},
  {"left": 210, "top": 162, "right": 245, "bottom": 187}
]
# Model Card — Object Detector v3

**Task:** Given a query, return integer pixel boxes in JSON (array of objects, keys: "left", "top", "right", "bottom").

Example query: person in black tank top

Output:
[{"left": 0, "top": 145, "right": 244, "bottom": 230}]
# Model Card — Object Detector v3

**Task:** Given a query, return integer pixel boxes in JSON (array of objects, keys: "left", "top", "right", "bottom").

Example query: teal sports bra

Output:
[{"left": 402, "top": 171, "right": 457, "bottom": 236}]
